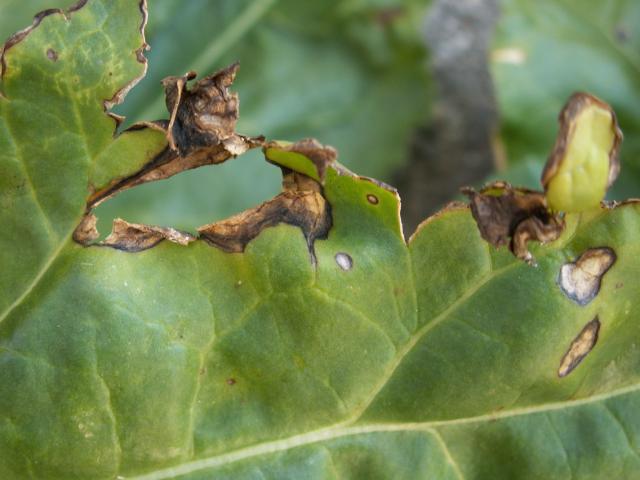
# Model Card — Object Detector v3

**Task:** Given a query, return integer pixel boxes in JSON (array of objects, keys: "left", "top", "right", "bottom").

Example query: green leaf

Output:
[
  {"left": 3, "top": 1, "right": 640, "bottom": 479},
  {"left": 0, "top": 0, "right": 166, "bottom": 317},
  {"left": 93, "top": 0, "right": 432, "bottom": 232},
  {"left": 492, "top": 0, "right": 640, "bottom": 197}
]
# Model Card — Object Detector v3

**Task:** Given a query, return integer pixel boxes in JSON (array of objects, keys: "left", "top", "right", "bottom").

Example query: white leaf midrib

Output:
[{"left": 127, "top": 382, "right": 640, "bottom": 480}]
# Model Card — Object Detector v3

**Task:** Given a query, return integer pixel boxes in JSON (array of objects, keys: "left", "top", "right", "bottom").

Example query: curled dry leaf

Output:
[
  {"left": 542, "top": 92, "right": 622, "bottom": 213},
  {"left": 462, "top": 181, "right": 564, "bottom": 264},
  {"left": 88, "top": 63, "right": 263, "bottom": 208},
  {"left": 102, "top": 218, "right": 196, "bottom": 252},
  {"left": 198, "top": 140, "right": 334, "bottom": 265}
]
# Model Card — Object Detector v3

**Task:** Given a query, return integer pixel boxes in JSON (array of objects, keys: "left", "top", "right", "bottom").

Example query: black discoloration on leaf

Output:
[
  {"left": 72, "top": 213, "right": 99, "bottom": 244},
  {"left": 462, "top": 182, "right": 564, "bottom": 264},
  {"left": 558, "top": 247, "right": 616, "bottom": 305},
  {"left": 558, "top": 317, "right": 600, "bottom": 378},
  {"left": 102, "top": 218, "right": 195, "bottom": 252}
]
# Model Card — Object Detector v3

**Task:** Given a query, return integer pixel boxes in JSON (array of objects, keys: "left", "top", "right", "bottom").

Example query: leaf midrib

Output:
[{"left": 128, "top": 382, "right": 640, "bottom": 480}]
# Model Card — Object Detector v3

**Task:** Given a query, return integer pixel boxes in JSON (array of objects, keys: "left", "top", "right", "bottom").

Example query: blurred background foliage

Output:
[
  {"left": 492, "top": 0, "right": 640, "bottom": 200},
  {"left": 1, "top": 0, "right": 639, "bottom": 236}
]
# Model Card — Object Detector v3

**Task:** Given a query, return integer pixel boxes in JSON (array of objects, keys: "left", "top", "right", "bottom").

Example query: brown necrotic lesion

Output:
[
  {"left": 102, "top": 219, "right": 196, "bottom": 252},
  {"left": 558, "top": 317, "right": 600, "bottom": 378},
  {"left": 88, "top": 64, "right": 263, "bottom": 209},
  {"left": 462, "top": 181, "right": 564, "bottom": 264},
  {"left": 557, "top": 247, "right": 616, "bottom": 306},
  {"left": 198, "top": 170, "right": 331, "bottom": 266},
  {"left": 76, "top": 62, "right": 335, "bottom": 263}
]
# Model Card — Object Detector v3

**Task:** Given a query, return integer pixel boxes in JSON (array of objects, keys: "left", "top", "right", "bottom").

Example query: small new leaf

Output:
[{"left": 542, "top": 92, "right": 622, "bottom": 213}]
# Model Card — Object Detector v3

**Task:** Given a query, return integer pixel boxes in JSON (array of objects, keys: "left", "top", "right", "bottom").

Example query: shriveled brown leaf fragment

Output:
[
  {"left": 72, "top": 212, "right": 99, "bottom": 244},
  {"left": 462, "top": 181, "right": 564, "bottom": 264},
  {"left": 558, "top": 247, "right": 616, "bottom": 305},
  {"left": 102, "top": 218, "right": 195, "bottom": 252},
  {"left": 88, "top": 64, "right": 262, "bottom": 208},
  {"left": 163, "top": 63, "right": 242, "bottom": 155},
  {"left": 198, "top": 171, "right": 331, "bottom": 265},
  {"left": 558, "top": 317, "right": 600, "bottom": 377}
]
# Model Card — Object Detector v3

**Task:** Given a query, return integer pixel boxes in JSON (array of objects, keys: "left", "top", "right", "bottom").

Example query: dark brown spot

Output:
[
  {"left": 46, "top": 48, "right": 58, "bottom": 61},
  {"left": 558, "top": 247, "right": 616, "bottom": 305},
  {"left": 226, "top": 378, "right": 236, "bottom": 386},
  {"left": 335, "top": 252, "right": 353, "bottom": 271},
  {"left": 615, "top": 282, "right": 624, "bottom": 289},
  {"left": 367, "top": 194, "right": 379, "bottom": 205},
  {"left": 558, "top": 317, "right": 600, "bottom": 377}
]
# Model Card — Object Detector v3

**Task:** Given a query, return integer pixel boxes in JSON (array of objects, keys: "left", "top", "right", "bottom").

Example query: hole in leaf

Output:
[
  {"left": 335, "top": 252, "right": 353, "bottom": 271},
  {"left": 92, "top": 149, "right": 281, "bottom": 239}
]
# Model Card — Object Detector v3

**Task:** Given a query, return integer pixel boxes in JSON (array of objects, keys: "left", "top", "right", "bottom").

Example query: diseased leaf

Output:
[
  {"left": 2, "top": 1, "right": 640, "bottom": 479},
  {"left": 94, "top": 0, "right": 433, "bottom": 232},
  {"left": 88, "top": 64, "right": 263, "bottom": 209},
  {"left": 198, "top": 140, "right": 334, "bottom": 264}
]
